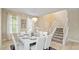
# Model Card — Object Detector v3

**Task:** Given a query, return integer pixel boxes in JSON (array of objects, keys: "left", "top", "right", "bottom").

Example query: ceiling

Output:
[{"left": 6, "top": 8, "right": 65, "bottom": 16}]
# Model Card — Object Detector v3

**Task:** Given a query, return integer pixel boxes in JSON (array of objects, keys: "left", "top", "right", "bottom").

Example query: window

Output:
[
  {"left": 12, "top": 16, "right": 17, "bottom": 33},
  {"left": 7, "top": 15, "right": 20, "bottom": 33}
]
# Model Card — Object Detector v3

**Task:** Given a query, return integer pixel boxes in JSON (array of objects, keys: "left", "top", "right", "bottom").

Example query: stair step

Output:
[
  {"left": 55, "top": 30, "right": 63, "bottom": 32},
  {"left": 55, "top": 32, "right": 63, "bottom": 34},
  {"left": 55, "top": 31, "right": 63, "bottom": 33},
  {"left": 56, "top": 30, "right": 63, "bottom": 32},
  {"left": 52, "top": 39, "right": 62, "bottom": 44},
  {"left": 53, "top": 36, "right": 63, "bottom": 40},
  {"left": 52, "top": 39, "right": 63, "bottom": 42},
  {"left": 53, "top": 35, "right": 63, "bottom": 39},
  {"left": 56, "top": 28, "right": 63, "bottom": 30},
  {"left": 51, "top": 28, "right": 63, "bottom": 44},
  {"left": 54, "top": 34, "right": 63, "bottom": 37},
  {"left": 52, "top": 37, "right": 63, "bottom": 42}
]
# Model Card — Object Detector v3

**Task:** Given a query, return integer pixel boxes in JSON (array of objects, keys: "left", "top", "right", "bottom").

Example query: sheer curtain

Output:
[
  {"left": 7, "top": 15, "right": 12, "bottom": 34},
  {"left": 7, "top": 15, "right": 21, "bottom": 40}
]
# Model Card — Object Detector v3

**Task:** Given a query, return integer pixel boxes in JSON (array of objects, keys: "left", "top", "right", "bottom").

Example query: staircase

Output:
[{"left": 50, "top": 28, "right": 63, "bottom": 49}]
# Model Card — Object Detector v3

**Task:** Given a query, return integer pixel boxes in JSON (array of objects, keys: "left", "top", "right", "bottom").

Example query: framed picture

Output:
[{"left": 21, "top": 19, "right": 26, "bottom": 29}]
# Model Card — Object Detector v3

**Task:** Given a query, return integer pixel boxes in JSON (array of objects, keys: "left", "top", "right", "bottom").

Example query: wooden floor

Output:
[
  {"left": 2, "top": 39, "right": 79, "bottom": 50},
  {"left": 50, "top": 41, "right": 79, "bottom": 50},
  {"left": 2, "top": 39, "right": 13, "bottom": 50}
]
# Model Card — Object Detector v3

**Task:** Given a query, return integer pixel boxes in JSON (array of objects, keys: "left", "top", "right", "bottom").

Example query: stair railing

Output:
[
  {"left": 62, "top": 11, "right": 69, "bottom": 48},
  {"left": 48, "top": 19, "right": 57, "bottom": 36}
]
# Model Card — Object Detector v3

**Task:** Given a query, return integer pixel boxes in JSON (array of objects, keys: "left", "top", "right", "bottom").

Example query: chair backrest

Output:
[
  {"left": 35, "top": 36, "right": 45, "bottom": 50},
  {"left": 11, "top": 34, "right": 25, "bottom": 50},
  {"left": 11, "top": 34, "right": 17, "bottom": 49},
  {"left": 44, "top": 34, "right": 53, "bottom": 49}
]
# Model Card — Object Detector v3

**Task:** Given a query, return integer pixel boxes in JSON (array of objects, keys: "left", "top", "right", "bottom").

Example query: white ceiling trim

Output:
[{"left": 6, "top": 8, "right": 64, "bottom": 16}]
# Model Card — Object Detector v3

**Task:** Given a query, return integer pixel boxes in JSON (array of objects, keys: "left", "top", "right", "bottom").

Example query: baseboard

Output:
[{"left": 68, "top": 38, "right": 79, "bottom": 43}]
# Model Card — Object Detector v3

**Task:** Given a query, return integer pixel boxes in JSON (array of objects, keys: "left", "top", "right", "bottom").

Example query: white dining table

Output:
[{"left": 18, "top": 36, "right": 38, "bottom": 50}]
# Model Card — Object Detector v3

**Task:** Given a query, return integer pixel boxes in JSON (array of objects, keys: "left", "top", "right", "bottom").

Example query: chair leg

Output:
[
  {"left": 49, "top": 47, "right": 56, "bottom": 50},
  {"left": 10, "top": 44, "right": 15, "bottom": 50}
]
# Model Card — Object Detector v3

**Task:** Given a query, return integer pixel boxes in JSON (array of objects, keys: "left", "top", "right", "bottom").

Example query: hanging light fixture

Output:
[{"left": 32, "top": 17, "right": 38, "bottom": 23}]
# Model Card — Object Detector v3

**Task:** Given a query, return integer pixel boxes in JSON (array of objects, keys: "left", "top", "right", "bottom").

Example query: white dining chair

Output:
[
  {"left": 7, "top": 33, "right": 12, "bottom": 40},
  {"left": 11, "top": 34, "right": 24, "bottom": 50},
  {"left": 19, "top": 31, "right": 26, "bottom": 36},
  {"left": 44, "top": 34, "right": 53, "bottom": 49},
  {"left": 30, "top": 36, "right": 45, "bottom": 50},
  {"left": 37, "top": 31, "right": 47, "bottom": 36}
]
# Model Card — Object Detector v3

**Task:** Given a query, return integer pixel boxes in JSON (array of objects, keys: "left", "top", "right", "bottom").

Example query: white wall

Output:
[
  {"left": 36, "top": 13, "right": 56, "bottom": 32},
  {"left": 53, "top": 10, "right": 67, "bottom": 28},
  {"left": 67, "top": 9, "right": 79, "bottom": 42},
  {"left": 1, "top": 9, "right": 8, "bottom": 41}
]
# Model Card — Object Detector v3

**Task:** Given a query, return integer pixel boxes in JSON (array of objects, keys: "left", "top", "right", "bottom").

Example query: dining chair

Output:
[
  {"left": 11, "top": 34, "right": 24, "bottom": 50},
  {"left": 44, "top": 34, "right": 53, "bottom": 49},
  {"left": 30, "top": 36, "right": 45, "bottom": 50},
  {"left": 19, "top": 31, "right": 26, "bottom": 36},
  {"left": 37, "top": 31, "right": 47, "bottom": 36},
  {"left": 7, "top": 33, "right": 12, "bottom": 40}
]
